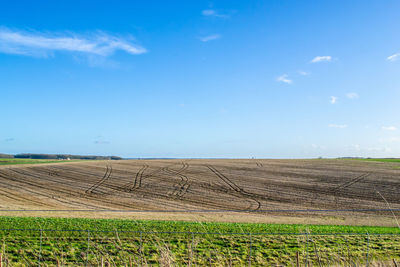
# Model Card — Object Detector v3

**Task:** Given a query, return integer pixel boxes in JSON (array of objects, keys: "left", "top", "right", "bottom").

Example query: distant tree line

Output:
[
  {"left": 1, "top": 153, "right": 122, "bottom": 160},
  {"left": 0, "top": 153, "right": 14, "bottom": 158}
]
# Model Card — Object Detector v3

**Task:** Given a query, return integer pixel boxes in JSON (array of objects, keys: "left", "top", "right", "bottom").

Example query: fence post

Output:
[
  {"left": 39, "top": 229, "right": 43, "bottom": 267},
  {"left": 140, "top": 231, "right": 143, "bottom": 266},
  {"left": 0, "top": 252, "right": 2, "bottom": 267},
  {"left": 312, "top": 238, "right": 322, "bottom": 267},
  {"left": 191, "top": 232, "right": 195, "bottom": 267},
  {"left": 305, "top": 233, "right": 309, "bottom": 267},
  {"left": 248, "top": 233, "right": 252, "bottom": 267},
  {"left": 86, "top": 230, "right": 90, "bottom": 267},
  {"left": 366, "top": 233, "right": 370, "bottom": 267}
]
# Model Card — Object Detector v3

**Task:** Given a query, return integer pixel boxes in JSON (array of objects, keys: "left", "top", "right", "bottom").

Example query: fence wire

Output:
[{"left": 0, "top": 229, "right": 399, "bottom": 266}]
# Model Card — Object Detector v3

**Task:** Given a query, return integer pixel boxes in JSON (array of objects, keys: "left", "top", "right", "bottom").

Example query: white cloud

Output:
[
  {"left": 0, "top": 27, "right": 147, "bottom": 58},
  {"left": 382, "top": 126, "right": 397, "bottom": 131},
  {"left": 202, "top": 9, "right": 229, "bottom": 18},
  {"left": 351, "top": 144, "right": 393, "bottom": 153},
  {"left": 198, "top": 34, "right": 221, "bottom": 42},
  {"left": 94, "top": 140, "right": 110, "bottom": 144},
  {"left": 387, "top": 53, "right": 400, "bottom": 62},
  {"left": 311, "top": 144, "right": 326, "bottom": 149},
  {"left": 366, "top": 147, "right": 392, "bottom": 153},
  {"left": 277, "top": 74, "right": 292, "bottom": 84},
  {"left": 202, "top": 9, "right": 216, "bottom": 16},
  {"left": 330, "top": 96, "right": 338, "bottom": 104},
  {"left": 298, "top": 70, "right": 310, "bottom": 76},
  {"left": 311, "top": 56, "right": 332, "bottom": 63},
  {"left": 379, "top": 137, "right": 400, "bottom": 143},
  {"left": 328, "top": 124, "right": 347, "bottom": 129},
  {"left": 346, "top": 92, "right": 359, "bottom": 99}
]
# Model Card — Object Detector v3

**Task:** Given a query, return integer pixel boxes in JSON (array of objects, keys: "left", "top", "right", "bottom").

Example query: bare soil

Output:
[{"left": 0, "top": 159, "right": 399, "bottom": 226}]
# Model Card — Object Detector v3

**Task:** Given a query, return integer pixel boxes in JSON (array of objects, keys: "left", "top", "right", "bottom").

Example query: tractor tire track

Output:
[
  {"left": 86, "top": 165, "right": 113, "bottom": 194},
  {"left": 134, "top": 164, "right": 148, "bottom": 189},
  {"left": 126, "top": 165, "right": 149, "bottom": 191},
  {"left": 44, "top": 166, "right": 133, "bottom": 195},
  {"left": 23, "top": 166, "right": 100, "bottom": 192},
  {"left": 2, "top": 168, "right": 155, "bottom": 210},
  {"left": 332, "top": 173, "right": 370, "bottom": 193},
  {"left": 165, "top": 163, "right": 190, "bottom": 199},
  {"left": 207, "top": 165, "right": 242, "bottom": 192},
  {"left": 206, "top": 165, "right": 261, "bottom": 211},
  {"left": 119, "top": 162, "right": 184, "bottom": 192}
]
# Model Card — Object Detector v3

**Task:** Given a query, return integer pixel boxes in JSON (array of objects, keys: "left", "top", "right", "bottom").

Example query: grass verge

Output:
[
  {"left": 341, "top": 158, "right": 400, "bottom": 164},
  {"left": 0, "top": 216, "right": 399, "bottom": 266},
  {"left": 0, "top": 216, "right": 399, "bottom": 233}
]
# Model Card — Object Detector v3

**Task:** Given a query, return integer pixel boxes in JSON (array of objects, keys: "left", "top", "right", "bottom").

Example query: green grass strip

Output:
[{"left": 0, "top": 216, "right": 398, "bottom": 234}]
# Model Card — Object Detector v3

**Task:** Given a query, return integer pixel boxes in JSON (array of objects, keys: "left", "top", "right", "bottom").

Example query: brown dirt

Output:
[{"left": 0, "top": 159, "right": 399, "bottom": 226}]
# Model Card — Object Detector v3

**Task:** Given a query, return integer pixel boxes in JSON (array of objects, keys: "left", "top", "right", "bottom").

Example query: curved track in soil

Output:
[
  {"left": 86, "top": 164, "right": 113, "bottom": 194},
  {"left": 0, "top": 159, "right": 399, "bottom": 219},
  {"left": 164, "top": 162, "right": 190, "bottom": 199},
  {"left": 206, "top": 165, "right": 261, "bottom": 211}
]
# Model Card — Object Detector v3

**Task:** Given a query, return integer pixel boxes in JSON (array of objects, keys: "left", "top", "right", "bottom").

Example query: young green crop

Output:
[{"left": 0, "top": 216, "right": 398, "bottom": 234}]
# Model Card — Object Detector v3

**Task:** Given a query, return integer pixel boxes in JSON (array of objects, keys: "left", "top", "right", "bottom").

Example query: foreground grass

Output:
[
  {"left": 0, "top": 158, "right": 79, "bottom": 165},
  {"left": 0, "top": 217, "right": 399, "bottom": 266}
]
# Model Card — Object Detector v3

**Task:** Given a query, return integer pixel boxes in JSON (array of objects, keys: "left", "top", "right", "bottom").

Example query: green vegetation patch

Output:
[
  {"left": 0, "top": 216, "right": 399, "bottom": 234},
  {"left": 0, "top": 217, "right": 399, "bottom": 266},
  {"left": 341, "top": 158, "right": 400, "bottom": 164}
]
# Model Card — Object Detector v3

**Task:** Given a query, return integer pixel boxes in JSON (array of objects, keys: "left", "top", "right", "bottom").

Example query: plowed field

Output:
[{"left": 0, "top": 159, "right": 399, "bottom": 225}]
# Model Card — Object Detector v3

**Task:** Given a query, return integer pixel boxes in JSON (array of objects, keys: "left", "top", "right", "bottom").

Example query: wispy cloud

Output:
[
  {"left": 198, "top": 34, "right": 221, "bottom": 42},
  {"left": 330, "top": 96, "right": 338, "bottom": 104},
  {"left": 277, "top": 74, "right": 292, "bottom": 84},
  {"left": 4, "top": 138, "right": 14, "bottom": 142},
  {"left": 382, "top": 126, "right": 397, "bottom": 131},
  {"left": 0, "top": 27, "right": 147, "bottom": 58},
  {"left": 351, "top": 144, "right": 392, "bottom": 153},
  {"left": 311, "top": 144, "right": 326, "bottom": 149},
  {"left": 202, "top": 9, "right": 230, "bottom": 18},
  {"left": 387, "top": 53, "right": 400, "bottom": 62},
  {"left": 379, "top": 137, "right": 400, "bottom": 143},
  {"left": 346, "top": 92, "right": 359, "bottom": 99},
  {"left": 311, "top": 56, "right": 332, "bottom": 63},
  {"left": 366, "top": 147, "right": 392, "bottom": 153},
  {"left": 298, "top": 70, "right": 310, "bottom": 76},
  {"left": 328, "top": 124, "right": 347, "bottom": 128},
  {"left": 94, "top": 140, "right": 110, "bottom": 144}
]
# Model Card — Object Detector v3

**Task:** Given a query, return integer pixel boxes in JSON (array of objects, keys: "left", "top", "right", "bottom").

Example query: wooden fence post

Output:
[{"left": 305, "top": 233, "right": 309, "bottom": 267}]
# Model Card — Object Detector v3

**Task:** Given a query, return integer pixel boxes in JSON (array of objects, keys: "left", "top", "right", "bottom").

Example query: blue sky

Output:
[{"left": 1, "top": 0, "right": 400, "bottom": 158}]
